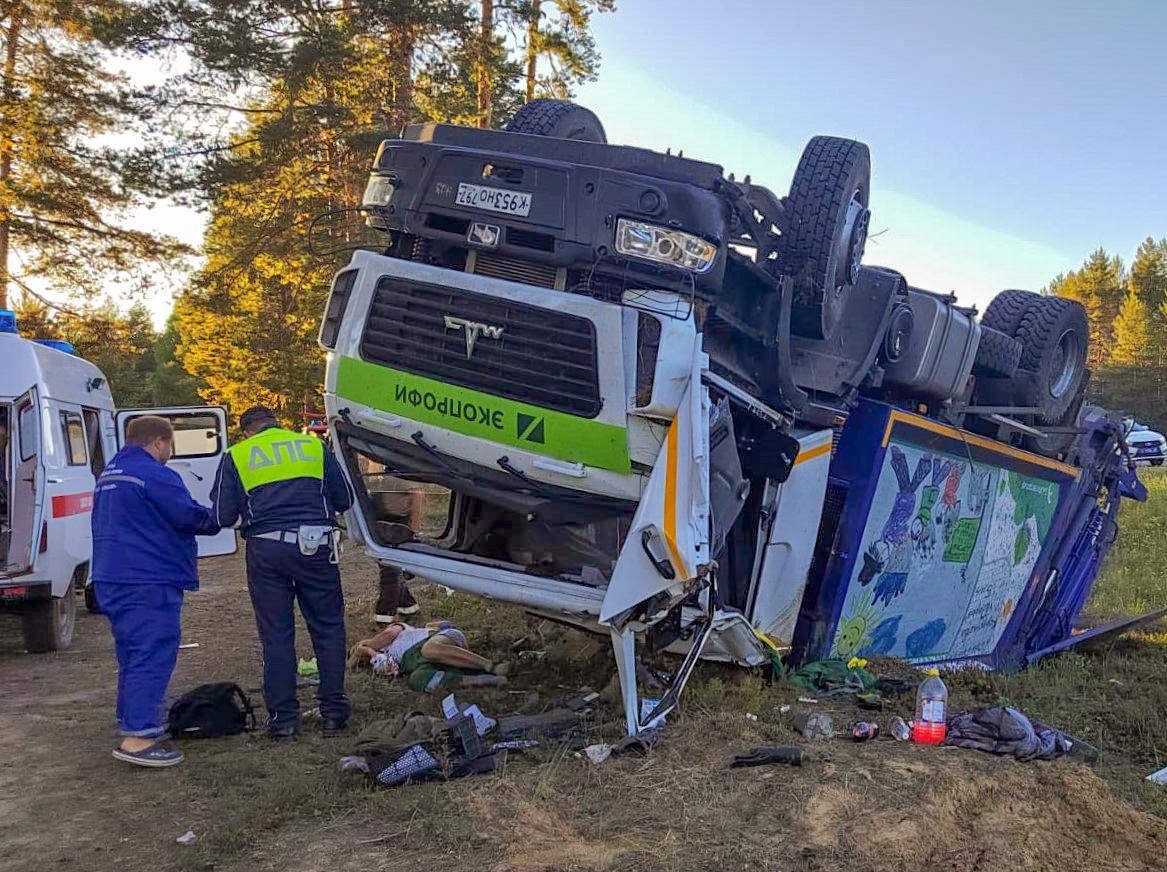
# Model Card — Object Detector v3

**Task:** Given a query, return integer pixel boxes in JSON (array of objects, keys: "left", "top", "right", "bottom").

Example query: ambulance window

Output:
[
  {"left": 60, "top": 412, "right": 87, "bottom": 466},
  {"left": 82, "top": 409, "right": 105, "bottom": 474},
  {"left": 153, "top": 413, "right": 220, "bottom": 458},
  {"left": 17, "top": 401, "right": 36, "bottom": 461}
]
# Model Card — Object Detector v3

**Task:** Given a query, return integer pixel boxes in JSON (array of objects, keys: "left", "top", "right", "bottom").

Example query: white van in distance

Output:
[{"left": 0, "top": 310, "right": 234, "bottom": 653}]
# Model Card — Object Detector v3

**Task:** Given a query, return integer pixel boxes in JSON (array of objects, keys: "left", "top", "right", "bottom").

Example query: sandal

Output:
[{"left": 112, "top": 741, "right": 185, "bottom": 768}]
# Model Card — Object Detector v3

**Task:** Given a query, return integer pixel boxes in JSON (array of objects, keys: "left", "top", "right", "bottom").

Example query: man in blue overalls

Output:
[
  {"left": 92, "top": 415, "right": 219, "bottom": 767},
  {"left": 211, "top": 406, "right": 354, "bottom": 739}
]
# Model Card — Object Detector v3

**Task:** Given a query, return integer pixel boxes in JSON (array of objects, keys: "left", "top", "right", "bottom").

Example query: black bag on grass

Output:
[{"left": 168, "top": 682, "right": 256, "bottom": 739}]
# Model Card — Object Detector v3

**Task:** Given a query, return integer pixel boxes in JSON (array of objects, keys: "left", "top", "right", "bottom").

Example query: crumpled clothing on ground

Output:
[{"left": 945, "top": 705, "right": 1073, "bottom": 761}]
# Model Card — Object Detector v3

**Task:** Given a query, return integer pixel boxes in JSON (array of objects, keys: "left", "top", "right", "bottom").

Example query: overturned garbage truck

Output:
[{"left": 319, "top": 99, "right": 1144, "bottom": 735}]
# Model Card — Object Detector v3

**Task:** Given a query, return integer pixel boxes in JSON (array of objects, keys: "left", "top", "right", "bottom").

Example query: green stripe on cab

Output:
[{"left": 335, "top": 356, "right": 630, "bottom": 473}]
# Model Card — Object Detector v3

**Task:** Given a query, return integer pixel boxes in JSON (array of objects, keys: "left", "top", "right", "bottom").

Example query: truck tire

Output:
[
  {"left": 22, "top": 579, "right": 77, "bottom": 653},
  {"left": 982, "top": 289, "right": 1042, "bottom": 336},
  {"left": 505, "top": 99, "right": 607, "bottom": 143},
  {"left": 973, "top": 327, "right": 1022, "bottom": 378},
  {"left": 782, "top": 136, "right": 871, "bottom": 340},
  {"left": 1014, "top": 296, "right": 1089, "bottom": 420}
]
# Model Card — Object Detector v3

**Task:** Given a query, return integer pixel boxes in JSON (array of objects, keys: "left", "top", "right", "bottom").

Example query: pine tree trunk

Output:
[
  {"left": 525, "top": 0, "right": 540, "bottom": 102},
  {"left": 0, "top": 3, "right": 24, "bottom": 309},
  {"left": 384, "top": 27, "right": 415, "bottom": 137},
  {"left": 477, "top": 0, "right": 493, "bottom": 128}
]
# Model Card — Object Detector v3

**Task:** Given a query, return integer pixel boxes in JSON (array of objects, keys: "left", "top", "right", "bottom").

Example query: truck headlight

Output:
[
  {"left": 615, "top": 219, "right": 717, "bottom": 274},
  {"left": 362, "top": 175, "right": 395, "bottom": 208}
]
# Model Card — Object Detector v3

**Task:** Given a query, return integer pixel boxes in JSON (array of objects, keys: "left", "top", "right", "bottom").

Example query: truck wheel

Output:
[
  {"left": 973, "top": 327, "right": 1022, "bottom": 378},
  {"left": 982, "top": 289, "right": 1042, "bottom": 336},
  {"left": 782, "top": 136, "right": 871, "bottom": 340},
  {"left": 1014, "top": 296, "right": 1089, "bottom": 420},
  {"left": 22, "top": 579, "right": 77, "bottom": 653},
  {"left": 505, "top": 99, "right": 607, "bottom": 143}
]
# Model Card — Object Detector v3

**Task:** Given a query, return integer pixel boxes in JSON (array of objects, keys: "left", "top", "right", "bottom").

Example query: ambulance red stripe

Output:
[{"left": 52, "top": 491, "right": 94, "bottom": 517}]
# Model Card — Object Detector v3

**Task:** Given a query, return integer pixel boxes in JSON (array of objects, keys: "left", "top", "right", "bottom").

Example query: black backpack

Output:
[{"left": 167, "top": 682, "right": 256, "bottom": 739}]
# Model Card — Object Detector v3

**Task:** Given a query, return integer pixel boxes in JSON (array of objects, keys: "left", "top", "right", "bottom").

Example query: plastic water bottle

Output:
[{"left": 912, "top": 668, "right": 948, "bottom": 744}]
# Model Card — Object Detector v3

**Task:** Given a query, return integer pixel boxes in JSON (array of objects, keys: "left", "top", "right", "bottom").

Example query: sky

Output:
[{"left": 115, "top": 0, "right": 1166, "bottom": 325}]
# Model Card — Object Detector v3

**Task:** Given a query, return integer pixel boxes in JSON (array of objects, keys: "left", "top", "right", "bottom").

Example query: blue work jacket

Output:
[{"left": 91, "top": 445, "right": 218, "bottom": 588}]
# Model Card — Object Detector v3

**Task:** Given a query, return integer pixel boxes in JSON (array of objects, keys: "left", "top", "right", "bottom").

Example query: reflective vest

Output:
[{"left": 228, "top": 427, "right": 325, "bottom": 492}]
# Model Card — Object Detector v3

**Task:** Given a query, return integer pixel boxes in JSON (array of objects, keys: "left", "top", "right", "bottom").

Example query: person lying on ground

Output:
[{"left": 349, "top": 622, "right": 510, "bottom": 693}]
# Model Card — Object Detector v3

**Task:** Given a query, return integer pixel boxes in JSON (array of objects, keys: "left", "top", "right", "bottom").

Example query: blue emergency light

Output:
[
  {"left": 0, "top": 309, "right": 17, "bottom": 334},
  {"left": 35, "top": 338, "right": 77, "bottom": 355}
]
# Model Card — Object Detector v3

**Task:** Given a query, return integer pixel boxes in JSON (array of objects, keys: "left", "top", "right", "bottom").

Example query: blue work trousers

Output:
[
  {"left": 96, "top": 582, "right": 184, "bottom": 739},
  {"left": 245, "top": 538, "right": 351, "bottom": 731}
]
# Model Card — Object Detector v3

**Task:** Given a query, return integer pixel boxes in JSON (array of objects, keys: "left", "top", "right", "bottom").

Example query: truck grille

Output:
[{"left": 360, "top": 277, "right": 602, "bottom": 418}]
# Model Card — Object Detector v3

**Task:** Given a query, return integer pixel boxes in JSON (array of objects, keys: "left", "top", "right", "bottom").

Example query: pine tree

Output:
[
  {"left": 12, "top": 299, "right": 169, "bottom": 405},
  {"left": 162, "top": 1, "right": 611, "bottom": 416},
  {"left": 1052, "top": 247, "right": 1126, "bottom": 367},
  {"left": 0, "top": 1, "right": 186, "bottom": 309},
  {"left": 1110, "top": 288, "right": 1154, "bottom": 366},
  {"left": 1127, "top": 237, "right": 1167, "bottom": 365},
  {"left": 514, "top": 1, "right": 615, "bottom": 101}
]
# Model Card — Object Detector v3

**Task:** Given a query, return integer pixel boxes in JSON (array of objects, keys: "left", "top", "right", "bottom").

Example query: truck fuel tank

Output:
[{"left": 883, "top": 288, "right": 981, "bottom": 400}]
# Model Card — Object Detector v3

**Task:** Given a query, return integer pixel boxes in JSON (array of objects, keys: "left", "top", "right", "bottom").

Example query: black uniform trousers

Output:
[{"left": 245, "top": 537, "right": 351, "bottom": 731}]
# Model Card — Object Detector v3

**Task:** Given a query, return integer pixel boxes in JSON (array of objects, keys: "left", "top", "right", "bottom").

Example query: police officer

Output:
[{"left": 211, "top": 406, "right": 353, "bottom": 739}]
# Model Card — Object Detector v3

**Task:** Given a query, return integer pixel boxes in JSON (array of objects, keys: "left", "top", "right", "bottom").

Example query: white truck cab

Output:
[{"left": 0, "top": 311, "right": 234, "bottom": 653}]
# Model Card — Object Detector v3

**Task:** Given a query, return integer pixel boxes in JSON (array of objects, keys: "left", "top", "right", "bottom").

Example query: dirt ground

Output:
[{"left": 3, "top": 544, "right": 1167, "bottom": 872}]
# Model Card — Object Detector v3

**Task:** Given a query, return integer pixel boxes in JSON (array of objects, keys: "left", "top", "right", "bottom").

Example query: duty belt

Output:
[{"left": 252, "top": 529, "right": 308, "bottom": 544}]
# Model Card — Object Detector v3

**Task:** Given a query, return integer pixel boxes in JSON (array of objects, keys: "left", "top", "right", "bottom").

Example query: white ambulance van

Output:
[{"left": 0, "top": 310, "right": 235, "bottom": 653}]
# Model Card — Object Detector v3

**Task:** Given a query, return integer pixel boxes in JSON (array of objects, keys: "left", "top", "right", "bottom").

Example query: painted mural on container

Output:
[{"left": 829, "top": 440, "right": 1061, "bottom": 663}]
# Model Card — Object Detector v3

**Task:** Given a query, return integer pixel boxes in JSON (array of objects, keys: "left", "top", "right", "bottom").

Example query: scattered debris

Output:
[
  {"left": 791, "top": 710, "right": 833, "bottom": 741},
  {"left": 178, "top": 642, "right": 199, "bottom": 650},
  {"left": 297, "top": 657, "right": 318, "bottom": 677},
  {"left": 779, "top": 704, "right": 791, "bottom": 714},
  {"left": 491, "top": 739, "right": 540, "bottom": 752},
  {"left": 639, "top": 697, "right": 666, "bottom": 726},
  {"left": 745, "top": 712, "right": 758, "bottom": 722},
  {"left": 442, "top": 694, "right": 496, "bottom": 736},
  {"left": 636, "top": 663, "right": 667, "bottom": 693},
  {"left": 730, "top": 746, "right": 804, "bottom": 768},
  {"left": 888, "top": 716, "right": 912, "bottom": 742},
  {"left": 797, "top": 696, "right": 819, "bottom": 705},
  {"left": 583, "top": 743, "right": 612, "bottom": 765},
  {"left": 563, "top": 689, "right": 599, "bottom": 714},
  {"left": 611, "top": 728, "right": 661, "bottom": 756},
  {"left": 338, "top": 755, "right": 370, "bottom": 774},
  {"left": 1146, "top": 766, "right": 1167, "bottom": 786},
  {"left": 913, "top": 668, "right": 949, "bottom": 745},
  {"left": 945, "top": 706, "right": 1082, "bottom": 761},
  {"left": 497, "top": 709, "right": 588, "bottom": 748},
  {"left": 176, "top": 830, "right": 197, "bottom": 846},
  {"left": 850, "top": 720, "right": 879, "bottom": 741}
]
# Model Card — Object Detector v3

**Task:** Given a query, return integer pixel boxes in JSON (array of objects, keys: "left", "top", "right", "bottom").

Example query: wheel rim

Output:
[
  {"left": 1049, "top": 328, "right": 1081, "bottom": 398},
  {"left": 833, "top": 188, "right": 870, "bottom": 293}
]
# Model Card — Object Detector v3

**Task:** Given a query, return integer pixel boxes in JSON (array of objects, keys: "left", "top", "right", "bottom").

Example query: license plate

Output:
[
  {"left": 455, "top": 183, "right": 532, "bottom": 217},
  {"left": 1140, "top": 446, "right": 1159, "bottom": 454}
]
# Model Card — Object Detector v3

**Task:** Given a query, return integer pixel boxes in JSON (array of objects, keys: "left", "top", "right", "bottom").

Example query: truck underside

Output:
[{"left": 321, "top": 101, "right": 1141, "bottom": 734}]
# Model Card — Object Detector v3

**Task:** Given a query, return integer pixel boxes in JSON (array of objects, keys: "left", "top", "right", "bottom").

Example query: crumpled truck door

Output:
[{"left": 600, "top": 340, "right": 713, "bottom": 734}]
